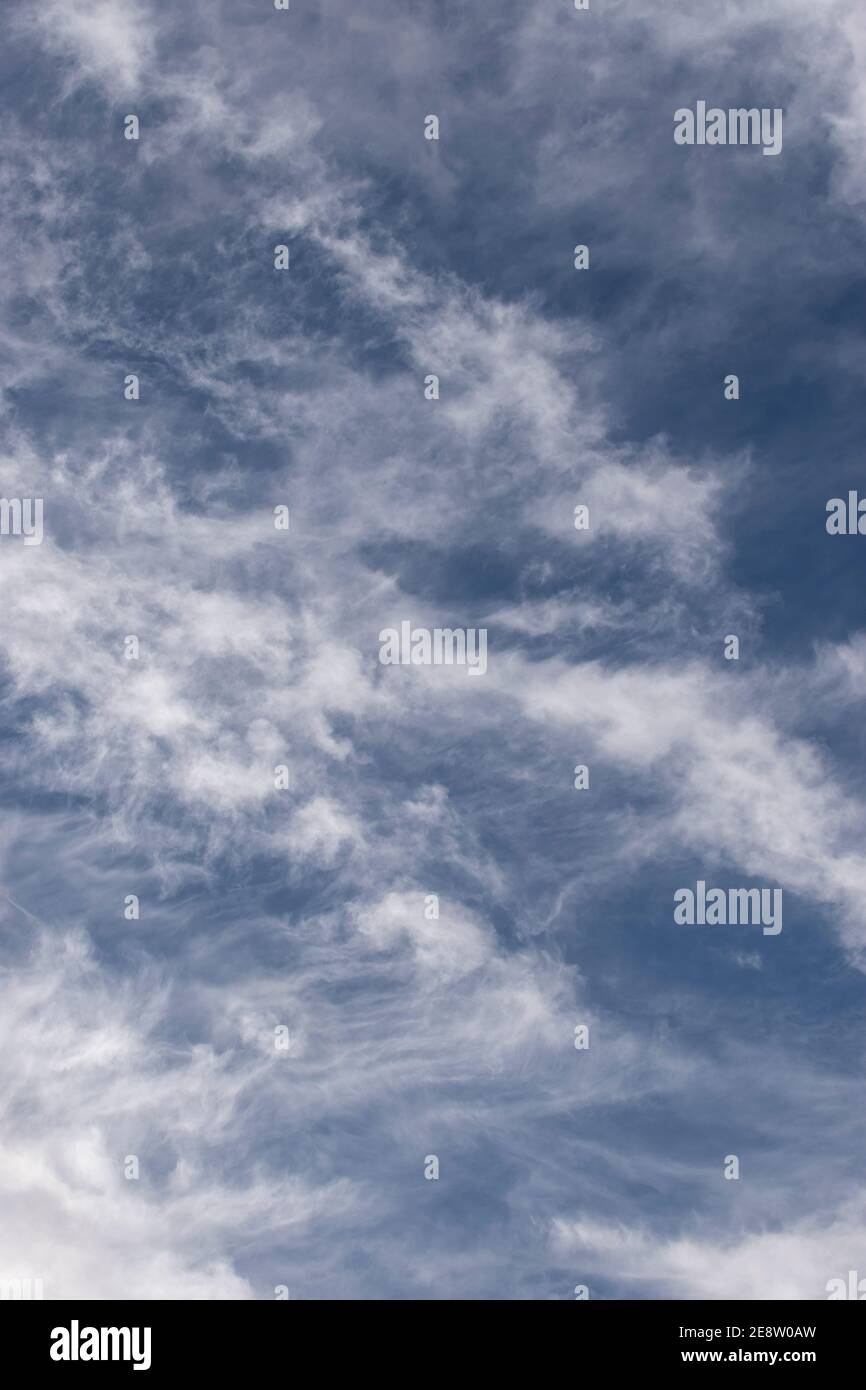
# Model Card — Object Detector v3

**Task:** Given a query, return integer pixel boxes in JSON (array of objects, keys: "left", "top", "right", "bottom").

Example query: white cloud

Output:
[
  {"left": 551, "top": 1206, "right": 866, "bottom": 1299},
  {"left": 25, "top": 0, "right": 157, "bottom": 97},
  {"left": 0, "top": 930, "right": 362, "bottom": 1298}
]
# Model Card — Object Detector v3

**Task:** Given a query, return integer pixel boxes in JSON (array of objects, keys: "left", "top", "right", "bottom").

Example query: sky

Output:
[{"left": 1, "top": 0, "right": 866, "bottom": 1301}]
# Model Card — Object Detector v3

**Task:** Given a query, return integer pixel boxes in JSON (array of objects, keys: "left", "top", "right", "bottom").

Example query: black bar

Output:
[{"left": 3, "top": 1299, "right": 859, "bottom": 1376}]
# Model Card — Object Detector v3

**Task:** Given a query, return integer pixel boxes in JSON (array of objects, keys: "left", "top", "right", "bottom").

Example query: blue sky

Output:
[{"left": 1, "top": 0, "right": 866, "bottom": 1300}]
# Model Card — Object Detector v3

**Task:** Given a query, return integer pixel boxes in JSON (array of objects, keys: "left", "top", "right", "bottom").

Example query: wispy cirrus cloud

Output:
[{"left": 0, "top": 0, "right": 865, "bottom": 1302}]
